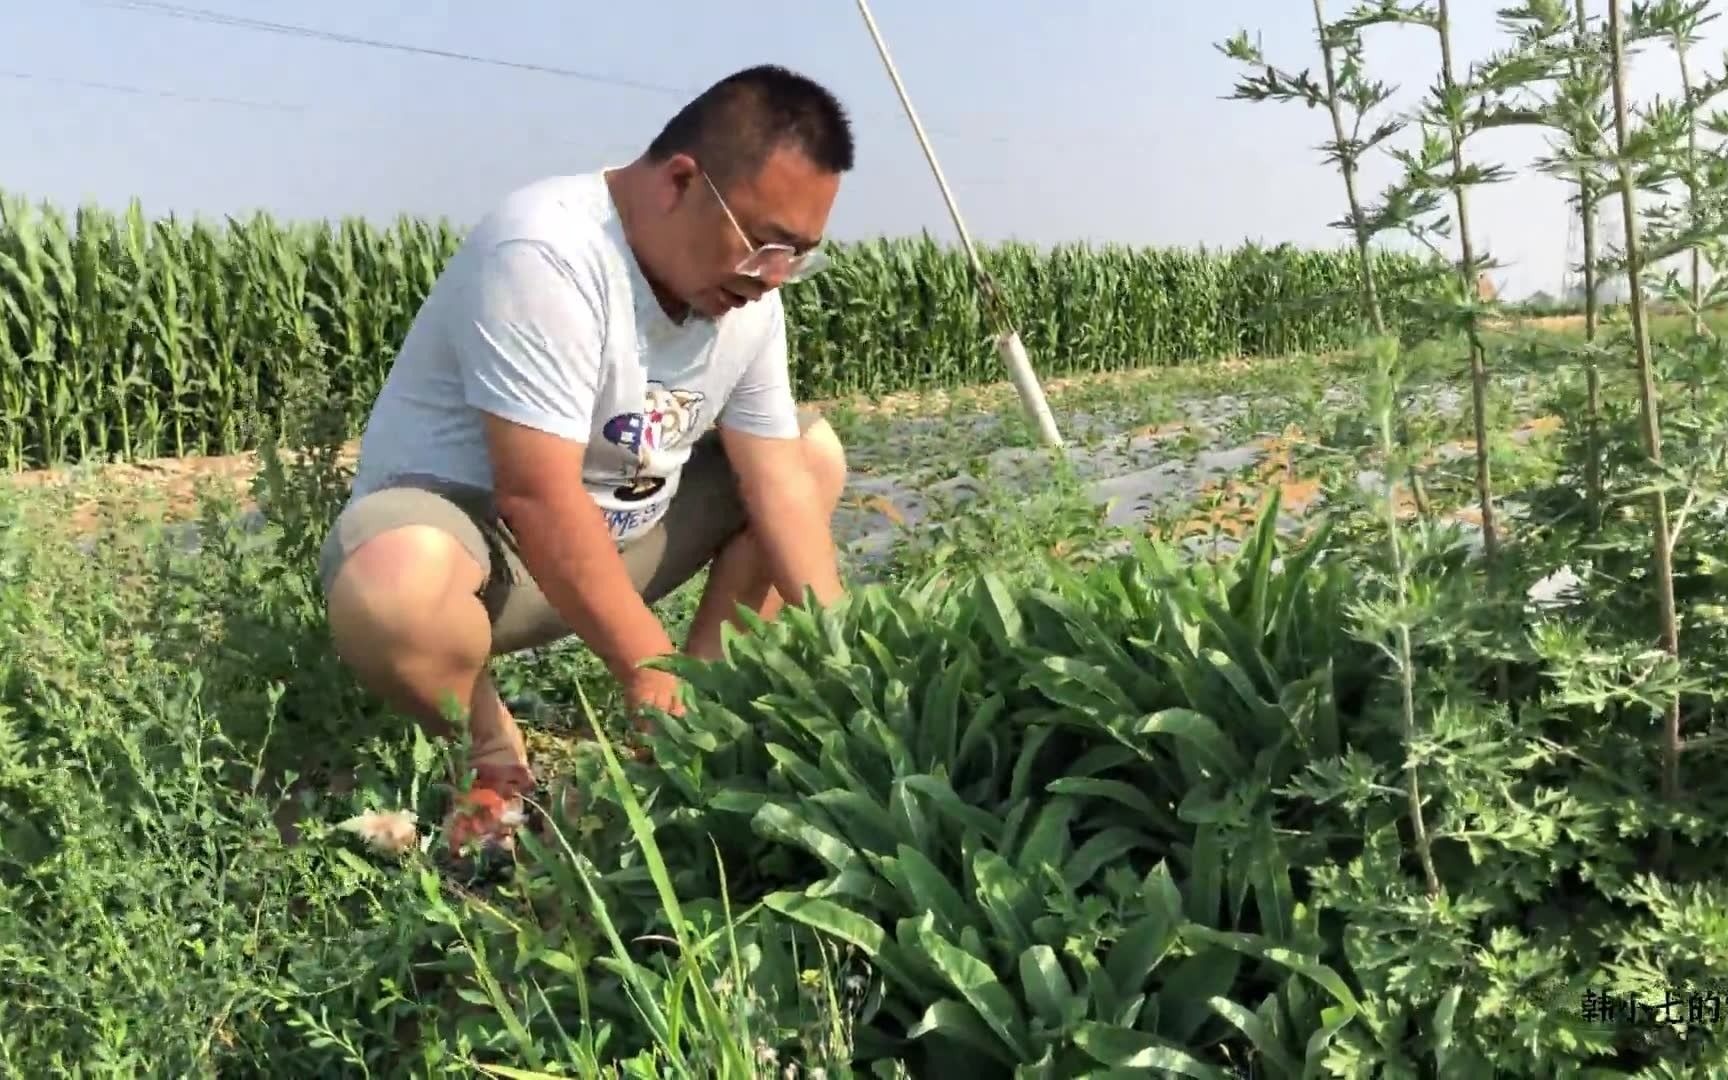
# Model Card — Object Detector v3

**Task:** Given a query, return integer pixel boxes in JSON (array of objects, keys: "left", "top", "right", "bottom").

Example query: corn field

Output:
[{"left": 0, "top": 189, "right": 1443, "bottom": 471}]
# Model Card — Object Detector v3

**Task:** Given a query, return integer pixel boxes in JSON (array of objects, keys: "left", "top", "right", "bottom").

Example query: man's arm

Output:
[
  {"left": 483, "top": 417, "right": 678, "bottom": 687},
  {"left": 453, "top": 238, "right": 677, "bottom": 695},
  {"left": 717, "top": 299, "right": 844, "bottom": 609}
]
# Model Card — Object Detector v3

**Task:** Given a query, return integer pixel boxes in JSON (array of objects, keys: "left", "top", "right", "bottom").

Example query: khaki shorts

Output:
[{"left": 318, "top": 407, "right": 820, "bottom": 655}]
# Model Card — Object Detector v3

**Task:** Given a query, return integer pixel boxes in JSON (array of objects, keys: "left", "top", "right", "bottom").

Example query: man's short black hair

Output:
[{"left": 647, "top": 64, "right": 855, "bottom": 186}]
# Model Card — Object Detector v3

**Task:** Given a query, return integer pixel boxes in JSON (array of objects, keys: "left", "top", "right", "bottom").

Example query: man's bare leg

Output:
[
  {"left": 684, "top": 419, "right": 849, "bottom": 660},
  {"left": 324, "top": 525, "right": 532, "bottom": 848}
]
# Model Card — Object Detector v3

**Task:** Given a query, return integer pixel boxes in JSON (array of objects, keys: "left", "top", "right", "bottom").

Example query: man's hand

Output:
[
  {"left": 719, "top": 424, "right": 844, "bottom": 609},
  {"left": 623, "top": 666, "right": 685, "bottom": 723},
  {"left": 483, "top": 413, "right": 678, "bottom": 689}
]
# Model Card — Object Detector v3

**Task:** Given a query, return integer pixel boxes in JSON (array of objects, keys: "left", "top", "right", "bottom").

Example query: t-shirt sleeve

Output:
[
  {"left": 450, "top": 237, "right": 606, "bottom": 442},
  {"left": 718, "top": 298, "right": 802, "bottom": 440}
]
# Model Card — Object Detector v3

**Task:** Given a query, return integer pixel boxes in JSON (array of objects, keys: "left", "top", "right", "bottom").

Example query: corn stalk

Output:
[{"left": 0, "top": 188, "right": 1450, "bottom": 471}]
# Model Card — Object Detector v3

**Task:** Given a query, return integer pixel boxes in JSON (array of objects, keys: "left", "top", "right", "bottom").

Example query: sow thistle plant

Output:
[{"left": 607, "top": 504, "right": 1421, "bottom": 1076}]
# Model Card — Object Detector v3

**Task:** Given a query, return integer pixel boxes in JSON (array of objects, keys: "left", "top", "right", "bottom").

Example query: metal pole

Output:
[{"left": 851, "top": 0, "right": 1064, "bottom": 448}]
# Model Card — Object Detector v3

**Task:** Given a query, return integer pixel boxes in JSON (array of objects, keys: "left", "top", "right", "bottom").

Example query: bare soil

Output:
[{"left": 2, "top": 441, "right": 361, "bottom": 534}]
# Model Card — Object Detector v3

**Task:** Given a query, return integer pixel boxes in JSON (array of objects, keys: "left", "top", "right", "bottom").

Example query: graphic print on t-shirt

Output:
[{"left": 600, "top": 381, "right": 708, "bottom": 503}]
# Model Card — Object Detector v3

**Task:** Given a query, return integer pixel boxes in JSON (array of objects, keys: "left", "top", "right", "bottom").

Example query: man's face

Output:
[{"left": 652, "top": 145, "right": 840, "bottom": 320}]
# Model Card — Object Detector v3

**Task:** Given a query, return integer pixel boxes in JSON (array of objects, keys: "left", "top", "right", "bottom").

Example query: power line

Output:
[
  {"left": 84, "top": 0, "right": 1012, "bottom": 147},
  {"left": 86, "top": 1, "right": 696, "bottom": 97},
  {"left": 0, "top": 67, "right": 302, "bottom": 112}
]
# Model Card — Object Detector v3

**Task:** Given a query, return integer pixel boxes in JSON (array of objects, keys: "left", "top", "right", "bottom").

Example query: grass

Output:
[
  {"left": 0, "top": 317, "right": 1636, "bottom": 1076},
  {"left": 10, "top": 301, "right": 1728, "bottom": 1076}
]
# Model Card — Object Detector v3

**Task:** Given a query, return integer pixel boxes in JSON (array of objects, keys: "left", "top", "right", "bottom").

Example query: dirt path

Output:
[
  {"left": 1, "top": 441, "right": 361, "bottom": 535},
  {"left": 0, "top": 318, "right": 1578, "bottom": 537}
]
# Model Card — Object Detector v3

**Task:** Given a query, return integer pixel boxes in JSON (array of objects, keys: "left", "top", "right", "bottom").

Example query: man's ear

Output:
[{"left": 657, "top": 154, "right": 702, "bottom": 211}]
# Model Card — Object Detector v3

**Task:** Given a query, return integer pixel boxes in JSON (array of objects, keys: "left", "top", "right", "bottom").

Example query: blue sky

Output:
[{"left": 8, "top": 1, "right": 1727, "bottom": 298}]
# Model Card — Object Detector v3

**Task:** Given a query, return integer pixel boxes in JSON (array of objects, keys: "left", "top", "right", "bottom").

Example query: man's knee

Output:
[
  {"left": 799, "top": 417, "right": 847, "bottom": 505},
  {"left": 325, "top": 525, "right": 488, "bottom": 659}
]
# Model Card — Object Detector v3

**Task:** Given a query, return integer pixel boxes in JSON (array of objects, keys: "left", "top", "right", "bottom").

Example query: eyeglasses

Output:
[{"left": 701, "top": 170, "right": 830, "bottom": 284}]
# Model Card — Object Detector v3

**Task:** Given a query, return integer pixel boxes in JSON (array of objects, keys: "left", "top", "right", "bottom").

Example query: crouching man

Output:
[{"left": 316, "top": 65, "right": 853, "bottom": 856}]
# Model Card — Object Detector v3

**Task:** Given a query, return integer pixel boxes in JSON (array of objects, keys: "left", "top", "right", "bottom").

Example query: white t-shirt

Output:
[{"left": 348, "top": 170, "right": 802, "bottom": 543}]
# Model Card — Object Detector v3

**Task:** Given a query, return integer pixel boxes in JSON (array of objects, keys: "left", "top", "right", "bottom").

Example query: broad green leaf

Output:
[
  {"left": 1071, "top": 1023, "right": 1227, "bottom": 1078},
  {"left": 1064, "top": 827, "right": 1157, "bottom": 891},
  {"left": 1019, "top": 945, "right": 1077, "bottom": 1030},
  {"left": 1306, "top": 663, "right": 1342, "bottom": 769},
  {"left": 1133, "top": 709, "right": 1247, "bottom": 774},
  {"left": 903, "top": 774, "right": 1005, "bottom": 845},
  {"left": 1271, "top": 520, "right": 1336, "bottom": 653},
  {"left": 859, "top": 629, "right": 904, "bottom": 684},
  {"left": 1228, "top": 486, "right": 1283, "bottom": 636},
  {"left": 877, "top": 682, "right": 916, "bottom": 768},
  {"left": 1144, "top": 858, "right": 1184, "bottom": 922},
  {"left": 1103, "top": 908, "right": 1180, "bottom": 996},
  {"left": 1154, "top": 947, "right": 1243, "bottom": 1043},
  {"left": 912, "top": 916, "right": 1031, "bottom": 1061},
  {"left": 754, "top": 802, "right": 857, "bottom": 875},
  {"left": 895, "top": 842, "right": 978, "bottom": 940},
  {"left": 752, "top": 639, "right": 838, "bottom": 717},
  {"left": 1009, "top": 723, "right": 1058, "bottom": 804},
  {"left": 1011, "top": 1048, "right": 1063, "bottom": 1079},
  {"left": 1182, "top": 926, "right": 1376, "bottom": 1039},
  {"left": 835, "top": 661, "right": 881, "bottom": 716},
  {"left": 821, "top": 727, "right": 890, "bottom": 805},
  {"left": 819, "top": 596, "right": 852, "bottom": 660},
  {"left": 1016, "top": 797, "right": 1078, "bottom": 878},
  {"left": 476, "top": 1067, "right": 571, "bottom": 1080},
  {"left": 810, "top": 865, "right": 899, "bottom": 911},
  {"left": 758, "top": 693, "right": 842, "bottom": 748},
  {"left": 974, "top": 572, "right": 1025, "bottom": 650},
  {"left": 1000, "top": 801, "right": 1033, "bottom": 864},
  {"left": 763, "top": 892, "right": 885, "bottom": 957},
  {"left": 764, "top": 743, "right": 829, "bottom": 796},
  {"left": 1250, "top": 814, "right": 1295, "bottom": 943},
  {"left": 1033, "top": 656, "right": 1136, "bottom": 713},
  {"left": 920, "top": 653, "right": 973, "bottom": 770},
  {"left": 1022, "top": 658, "right": 1130, "bottom": 717},
  {"left": 807, "top": 788, "right": 901, "bottom": 854},
  {"left": 1208, "top": 994, "right": 1300, "bottom": 1078},
  {"left": 973, "top": 848, "right": 1039, "bottom": 958},
  {"left": 955, "top": 691, "right": 1007, "bottom": 777},
  {"left": 888, "top": 781, "right": 933, "bottom": 866},
  {"left": 1044, "top": 777, "right": 1171, "bottom": 831},
  {"left": 1433, "top": 984, "right": 1462, "bottom": 1077},
  {"left": 681, "top": 699, "right": 751, "bottom": 743},
  {"left": 1063, "top": 743, "right": 1143, "bottom": 778},
  {"left": 1197, "top": 596, "right": 1281, "bottom": 702},
  {"left": 1081, "top": 955, "right": 1124, "bottom": 1023},
  {"left": 908, "top": 999, "right": 1019, "bottom": 1067},
  {"left": 1201, "top": 647, "right": 1285, "bottom": 729},
  {"left": 1184, "top": 824, "right": 1224, "bottom": 926},
  {"left": 1304, "top": 1005, "right": 1360, "bottom": 1077}
]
